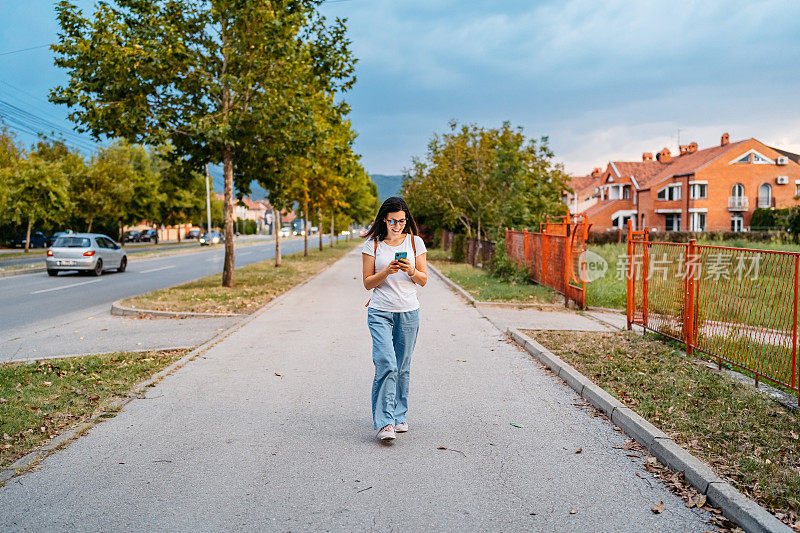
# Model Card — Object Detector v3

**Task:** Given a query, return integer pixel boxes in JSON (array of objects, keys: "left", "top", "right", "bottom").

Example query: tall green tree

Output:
[
  {"left": 403, "top": 121, "right": 569, "bottom": 240},
  {"left": 3, "top": 154, "right": 72, "bottom": 251},
  {"left": 51, "top": 0, "right": 355, "bottom": 286}
]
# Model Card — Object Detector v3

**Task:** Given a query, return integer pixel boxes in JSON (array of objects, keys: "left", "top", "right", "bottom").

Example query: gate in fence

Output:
[
  {"left": 625, "top": 220, "right": 800, "bottom": 403},
  {"left": 505, "top": 213, "right": 591, "bottom": 309}
]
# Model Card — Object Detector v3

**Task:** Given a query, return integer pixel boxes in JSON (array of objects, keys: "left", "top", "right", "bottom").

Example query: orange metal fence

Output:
[
  {"left": 505, "top": 214, "right": 591, "bottom": 308},
  {"left": 625, "top": 220, "right": 800, "bottom": 403}
]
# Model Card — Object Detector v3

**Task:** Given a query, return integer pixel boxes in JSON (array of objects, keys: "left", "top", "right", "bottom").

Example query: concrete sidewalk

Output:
[{"left": 0, "top": 249, "right": 711, "bottom": 532}]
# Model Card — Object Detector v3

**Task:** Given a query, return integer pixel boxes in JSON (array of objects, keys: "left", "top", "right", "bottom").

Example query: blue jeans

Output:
[{"left": 367, "top": 308, "right": 420, "bottom": 430}]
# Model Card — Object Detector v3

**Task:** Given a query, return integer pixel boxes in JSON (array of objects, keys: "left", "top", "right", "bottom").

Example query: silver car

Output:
[{"left": 46, "top": 233, "right": 127, "bottom": 277}]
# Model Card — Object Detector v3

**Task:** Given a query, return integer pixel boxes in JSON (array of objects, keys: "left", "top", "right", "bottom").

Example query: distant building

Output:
[{"left": 565, "top": 133, "right": 800, "bottom": 232}]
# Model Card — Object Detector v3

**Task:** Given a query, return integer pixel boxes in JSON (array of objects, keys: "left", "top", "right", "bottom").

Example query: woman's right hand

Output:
[{"left": 384, "top": 260, "right": 402, "bottom": 275}]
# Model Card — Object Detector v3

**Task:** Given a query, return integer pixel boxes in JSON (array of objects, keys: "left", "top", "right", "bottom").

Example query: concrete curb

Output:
[
  {"left": 427, "top": 263, "right": 477, "bottom": 306},
  {"left": 110, "top": 300, "right": 246, "bottom": 319},
  {"left": 0, "top": 267, "right": 46, "bottom": 278},
  {"left": 508, "top": 327, "right": 790, "bottom": 533},
  {"left": 0, "top": 252, "right": 342, "bottom": 486}
]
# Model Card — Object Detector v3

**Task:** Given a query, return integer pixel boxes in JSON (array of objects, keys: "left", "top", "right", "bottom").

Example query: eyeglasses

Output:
[{"left": 386, "top": 218, "right": 406, "bottom": 226}]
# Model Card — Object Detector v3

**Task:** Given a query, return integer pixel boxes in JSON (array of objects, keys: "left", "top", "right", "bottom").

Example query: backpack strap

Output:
[{"left": 410, "top": 231, "right": 416, "bottom": 256}]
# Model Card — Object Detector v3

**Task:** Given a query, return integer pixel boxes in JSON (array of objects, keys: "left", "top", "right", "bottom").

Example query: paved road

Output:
[
  {"left": 0, "top": 237, "right": 333, "bottom": 362},
  {"left": 0, "top": 249, "right": 711, "bottom": 531}
]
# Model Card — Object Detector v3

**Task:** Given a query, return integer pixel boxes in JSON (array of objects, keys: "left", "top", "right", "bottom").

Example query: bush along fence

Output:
[
  {"left": 441, "top": 231, "right": 496, "bottom": 269},
  {"left": 625, "top": 220, "right": 800, "bottom": 404},
  {"left": 505, "top": 214, "right": 592, "bottom": 309}
]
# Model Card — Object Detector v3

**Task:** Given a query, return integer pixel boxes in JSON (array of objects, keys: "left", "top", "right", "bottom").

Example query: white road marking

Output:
[
  {"left": 140, "top": 265, "right": 176, "bottom": 274},
  {"left": 31, "top": 279, "right": 103, "bottom": 295}
]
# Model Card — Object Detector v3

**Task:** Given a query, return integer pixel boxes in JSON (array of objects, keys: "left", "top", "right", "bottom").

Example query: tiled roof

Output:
[
  {"left": 569, "top": 174, "right": 600, "bottom": 197},
  {"left": 584, "top": 199, "right": 625, "bottom": 218},
  {"left": 770, "top": 147, "right": 800, "bottom": 164},
  {"left": 638, "top": 140, "right": 747, "bottom": 189},
  {"left": 610, "top": 161, "right": 663, "bottom": 186}
]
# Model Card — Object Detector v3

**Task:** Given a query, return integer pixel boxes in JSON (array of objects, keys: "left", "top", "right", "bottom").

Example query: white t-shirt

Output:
[{"left": 362, "top": 234, "right": 427, "bottom": 312}]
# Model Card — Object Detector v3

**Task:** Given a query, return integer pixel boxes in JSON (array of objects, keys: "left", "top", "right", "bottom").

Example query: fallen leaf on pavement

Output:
[
  {"left": 510, "top": 422, "right": 524, "bottom": 428},
  {"left": 275, "top": 372, "right": 282, "bottom": 376},
  {"left": 696, "top": 495, "right": 706, "bottom": 508},
  {"left": 570, "top": 509, "right": 578, "bottom": 515},
  {"left": 651, "top": 501, "right": 664, "bottom": 514},
  {"left": 456, "top": 359, "right": 467, "bottom": 363},
  {"left": 575, "top": 447, "right": 583, "bottom": 454},
  {"left": 529, "top": 512, "right": 537, "bottom": 516}
]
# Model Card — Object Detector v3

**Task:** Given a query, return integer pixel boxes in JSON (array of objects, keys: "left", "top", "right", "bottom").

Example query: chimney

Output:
[
  {"left": 656, "top": 147, "right": 671, "bottom": 164},
  {"left": 679, "top": 145, "right": 689, "bottom": 155},
  {"left": 642, "top": 152, "right": 653, "bottom": 162},
  {"left": 591, "top": 167, "right": 601, "bottom": 178},
  {"left": 721, "top": 133, "right": 729, "bottom": 146},
  {"left": 688, "top": 142, "right": 698, "bottom": 153}
]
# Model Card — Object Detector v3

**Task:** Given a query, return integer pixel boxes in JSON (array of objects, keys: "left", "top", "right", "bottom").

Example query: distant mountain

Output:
[{"left": 370, "top": 174, "right": 405, "bottom": 201}]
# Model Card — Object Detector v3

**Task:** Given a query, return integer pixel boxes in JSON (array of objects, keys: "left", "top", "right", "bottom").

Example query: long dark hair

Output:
[{"left": 364, "top": 197, "right": 419, "bottom": 242}]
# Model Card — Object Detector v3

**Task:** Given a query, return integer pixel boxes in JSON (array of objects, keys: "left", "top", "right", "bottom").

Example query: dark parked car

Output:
[
  {"left": 199, "top": 231, "right": 224, "bottom": 245},
  {"left": 186, "top": 228, "right": 201, "bottom": 240},
  {"left": 140, "top": 229, "right": 159, "bottom": 243},
  {"left": 11, "top": 232, "right": 50, "bottom": 248},
  {"left": 122, "top": 230, "right": 142, "bottom": 243}
]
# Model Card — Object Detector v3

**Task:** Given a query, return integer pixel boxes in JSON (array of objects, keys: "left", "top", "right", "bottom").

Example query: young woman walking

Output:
[{"left": 362, "top": 197, "right": 427, "bottom": 441}]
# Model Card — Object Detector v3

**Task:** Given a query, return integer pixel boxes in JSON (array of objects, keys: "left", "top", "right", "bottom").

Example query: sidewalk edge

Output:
[
  {"left": 0, "top": 251, "right": 345, "bottom": 486},
  {"left": 507, "top": 326, "right": 791, "bottom": 533},
  {"left": 427, "top": 263, "right": 477, "bottom": 306},
  {"left": 110, "top": 300, "right": 246, "bottom": 319}
]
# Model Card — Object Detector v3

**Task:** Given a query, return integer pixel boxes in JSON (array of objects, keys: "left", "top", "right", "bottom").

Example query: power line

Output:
[
  {"left": 0, "top": 44, "right": 51, "bottom": 57},
  {"left": 0, "top": 99, "right": 98, "bottom": 153}
]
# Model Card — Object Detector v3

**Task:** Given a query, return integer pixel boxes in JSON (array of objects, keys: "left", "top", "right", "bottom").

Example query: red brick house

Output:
[{"left": 566, "top": 134, "right": 800, "bottom": 231}]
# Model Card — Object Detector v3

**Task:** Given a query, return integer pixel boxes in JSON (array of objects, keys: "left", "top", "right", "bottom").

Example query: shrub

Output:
[{"left": 450, "top": 233, "right": 466, "bottom": 262}]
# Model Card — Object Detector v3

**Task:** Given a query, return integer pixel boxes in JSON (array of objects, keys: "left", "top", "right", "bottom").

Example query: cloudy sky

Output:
[{"left": 2, "top": 0, "right": 800, "bottom": 178}]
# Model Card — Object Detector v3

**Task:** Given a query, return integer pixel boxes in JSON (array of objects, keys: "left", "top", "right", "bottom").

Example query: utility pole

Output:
[{"left": 205, "top": 165, "right": 212, "bottom": 233}]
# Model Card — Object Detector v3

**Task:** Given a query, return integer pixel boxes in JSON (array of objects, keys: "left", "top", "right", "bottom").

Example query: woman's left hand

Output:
[{"left": 397, "top": 258, "right": 414, "bottom": 275}]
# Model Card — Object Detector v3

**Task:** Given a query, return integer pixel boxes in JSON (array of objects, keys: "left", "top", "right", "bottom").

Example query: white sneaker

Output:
[
  {"left": 377, "top": 424, "right": 396, "bottom": 441},
  {"left": 395, "top": 422, "right": 408, "bottom": 433}
]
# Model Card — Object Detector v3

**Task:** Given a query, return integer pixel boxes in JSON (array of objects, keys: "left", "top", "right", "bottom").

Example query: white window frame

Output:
[
  {"left": 664, "top": 213, "right": 682, "bottom": 232},
  {"left": 689, "top": 181, "right": 708, "bottom": 199},
  {"left": 656, "top": 183, "right": 682, "bottom": 201},
  {"left": 728, "top": 149, "right": 775, "bottom": 165},
  {"left": 731, "top": 213, "right": 744, "bottom": 232},
  {"left": 690, "top": 211, "right": 707, "bottom": 232}
]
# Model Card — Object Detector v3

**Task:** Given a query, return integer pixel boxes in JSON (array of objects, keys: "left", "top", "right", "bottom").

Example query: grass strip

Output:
[
  {"left": 0, "top": 349, "right": 188, "bottom": 471},
  {"left": 527, "top": 329, "right": 800, "bottom": 527},
  {"left": 122, "top": 240, "right": 359, "bottom": 314},
  {"left": 427, "top": 249, "right": 559, "bottom": 304}
]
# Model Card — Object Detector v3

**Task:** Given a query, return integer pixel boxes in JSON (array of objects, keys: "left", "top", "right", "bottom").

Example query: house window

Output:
[
  {"left": 795, "top": 183, "right": 800, "bottom": 198},
  {"left": 731, "top": 183, "right": 744, "bottom": 197},
  {"left": 752, "top": 153, "right": 771, "bottom": 164},
  {"left": 734, "top": 153, "right": 751, "bottom": 164},
  {"left": 641, "top": 214, "right": 645, "bottom": 229},
  {"left": 657, "top": 184, "right": 681, "bottom": 201},
  {"left": 689, "top": 183, "right": 707, "bottom": 199},
  {"left": 623, "top": 186, "right": 630, "bottom": 199},
  {"left": 758, "top": 183, "right": 772, "bottom": 208},
  {"left": 731, "top": 214, "right": 743, "bottom": 232},
  {"left": 664, "top": 213, "right": 681, "bottom": 231},
  {"left": 690, "top": 212, "right": 706, "bottom": 232}
]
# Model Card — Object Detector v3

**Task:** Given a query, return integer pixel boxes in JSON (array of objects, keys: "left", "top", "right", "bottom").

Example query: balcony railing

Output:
[{"left": 728, "top": 196, "right": 748, "bottom": 211}]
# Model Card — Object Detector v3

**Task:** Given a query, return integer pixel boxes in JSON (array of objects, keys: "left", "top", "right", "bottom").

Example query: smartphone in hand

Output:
[{"left": 394, "top": 251, "right": 407, "bottom": 260}]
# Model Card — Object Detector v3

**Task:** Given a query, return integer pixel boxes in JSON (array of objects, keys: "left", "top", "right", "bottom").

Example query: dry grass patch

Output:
[
  {"left": 0, "top": 349, "right": 187, "bottom": 471},
  {"left": 122, "top": 240, "right": 359, "bottom": 314},
  {"left": 527, "top": 329, "right": 800, "bottom": 528}
]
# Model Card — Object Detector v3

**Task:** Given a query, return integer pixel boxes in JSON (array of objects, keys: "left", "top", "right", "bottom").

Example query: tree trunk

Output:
[
  {"left": 177, "top": 226, "right": 181, "bottom": 243},
  {"left": 222, "top": 145, "right": 236, "bottom": 287},
  {"left": 318, "top": 208, "right": 323, "bottom": 251},
  {"left": 303, "top": 201, "right": 309, "bottom": 257},
  {"left": 274, "top": 209, "right": 282, "bottom": 267},
  {"left": 87, "top": 218, "right": 93, "bottom": 233},
  {"left": 330, "top": 210, "right": 334, "bottom": 247},
  {"left": 24, "top": 219, "right": 32, "bottom": 253},
  {"left": 119, "top": 221, "right": 124, "bottom": 247}
]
